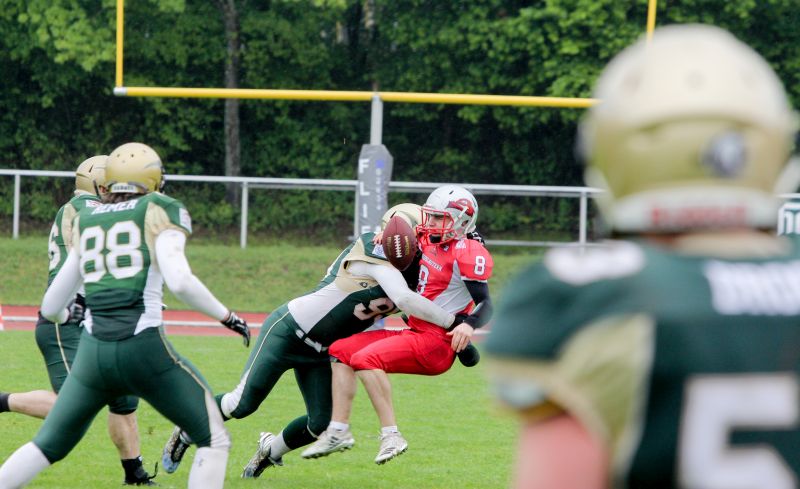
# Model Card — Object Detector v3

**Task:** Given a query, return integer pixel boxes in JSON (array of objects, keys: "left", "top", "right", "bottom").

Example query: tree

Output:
[{"left": 215, "top": 0, "right": 244, "bottom": 205}]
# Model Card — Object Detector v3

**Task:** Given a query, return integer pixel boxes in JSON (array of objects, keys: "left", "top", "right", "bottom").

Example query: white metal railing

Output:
[{"left": 0, "top": 169, "right": 603, "bottom": 248}]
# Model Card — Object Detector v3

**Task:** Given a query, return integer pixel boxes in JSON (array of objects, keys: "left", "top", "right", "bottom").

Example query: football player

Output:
[
  {"left": 302, "top": 185, "right": 493, "bottom": 464},
  {"left": 0, "top": 142, "right": 250, "bottom": 489},
  {"left": 160, "top": 202, "right": 463, "bottom": 479},
  {"left": 0, "top": 155, "right": 155, "bottom": 485},
  {"left": 486, "top": 24, "right": 800, "bottom": 489}
]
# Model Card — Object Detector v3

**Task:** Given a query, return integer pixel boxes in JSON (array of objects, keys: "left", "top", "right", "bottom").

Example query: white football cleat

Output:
[
  {"left": 374, "top": 432, "right": 408, "bottom": 465},
  {"left": 301, "top": 428, "right": 355, "bottom": 459}
]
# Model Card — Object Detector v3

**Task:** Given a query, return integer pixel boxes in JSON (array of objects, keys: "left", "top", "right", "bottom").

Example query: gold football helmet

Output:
[
  {"left": 579, "top": 24, "right": 799, "bottom": 233},
  {"left": 105, "top": 142, "right": 164, "bottom": 194},
  {"left": 75, "top": 155, "right": 107, "bottom": 196},
  {"left": 381, "top": 203, "right": 423, "bottom": 230}
]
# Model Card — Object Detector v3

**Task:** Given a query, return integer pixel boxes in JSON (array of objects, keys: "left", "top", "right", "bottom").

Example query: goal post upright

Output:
[{"left": 115, "top": 0, "right": 125, "bottom": 89}]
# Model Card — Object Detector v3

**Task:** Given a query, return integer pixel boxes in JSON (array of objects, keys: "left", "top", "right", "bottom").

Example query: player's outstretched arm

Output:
[
  {"left": 155, "top": 229, "right": 250, "bottom": 346},
  {"left": 41, "top": 249, "right": 83, "bottom": 324},
  {"left": 349, "top": 261, "right": 455, "bottom": 328}
]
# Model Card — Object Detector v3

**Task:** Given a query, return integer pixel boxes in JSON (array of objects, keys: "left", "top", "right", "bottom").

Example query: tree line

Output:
[{"left": 2, "top": 0, "right": 798, "bottom": 241}]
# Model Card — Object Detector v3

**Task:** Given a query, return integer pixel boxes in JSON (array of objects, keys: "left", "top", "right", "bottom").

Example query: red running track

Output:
[{"left": 0, "top": 305, "right": 409, "bottom": 336}]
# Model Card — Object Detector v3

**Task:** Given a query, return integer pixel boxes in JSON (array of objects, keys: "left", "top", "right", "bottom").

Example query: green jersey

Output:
[
  {"left": 287, "top": 232, "right": 412, "bottom": 346},
  {"left": 486, "top": 238, "right": 800, "bottom": 489},
  {"left": 73, "top": 192, "right": 192, "bottom": 341},
  {"left": 47, "top": 192, "right": 100, "bottom": 287}
]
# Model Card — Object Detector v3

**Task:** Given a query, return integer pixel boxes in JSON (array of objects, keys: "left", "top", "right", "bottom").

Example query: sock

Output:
[
  {"left": 189, "top": 447, "right": 228, "bottom": 489},
  {"left": 121, "top": 455, "right": 146, "bottom": 481},
  {"left": 381, "top": 426, "right": 399, "bottom": 436},
  {"left": 0, "top": 442, "right": 51, "bottom": 487},
  {"left": 181, "top": 431, "right": 193, "bottom": 444},
  {"left": 269, "top": 432, "right": 291, "bottom": 460},
  {"left": 0, "top": 393, "right": 10, "bottom": 413},
  {"left": 329, "top": 421, "right": 349, "bottom": 432}
]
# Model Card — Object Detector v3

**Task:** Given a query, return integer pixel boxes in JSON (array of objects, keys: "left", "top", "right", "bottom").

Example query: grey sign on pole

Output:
[{"left": 354, "top": 144, "right": 393, "bottom": 238}]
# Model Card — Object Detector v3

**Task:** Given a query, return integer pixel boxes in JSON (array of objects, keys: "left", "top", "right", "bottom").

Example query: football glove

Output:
[
  {"left": 466, "top": 230, "right": 485, "bottom": 245},
  {"left": 457, "top": 343, "right": 480, "bottom": 367},
  {"left": 67, "top": 294, "right": 86, "bottom": 325},
  {"left": 221, "top": 311, "right": 251, "bottom": 347}
]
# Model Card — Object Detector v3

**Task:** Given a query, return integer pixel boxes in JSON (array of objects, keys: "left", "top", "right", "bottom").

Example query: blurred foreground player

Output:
[{"left": 486, "top": 24, "right": 800, "bottom": 489}]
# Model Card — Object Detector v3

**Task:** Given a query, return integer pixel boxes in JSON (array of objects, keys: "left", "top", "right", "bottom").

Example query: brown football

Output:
[{"left": 381, "top": 215, "right": 418, "bottom": 271}]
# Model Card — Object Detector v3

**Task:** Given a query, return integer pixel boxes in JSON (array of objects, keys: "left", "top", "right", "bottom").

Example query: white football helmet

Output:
[
  {"left": 75, "top": 155, "right": 107, "bottom": 197},
  {"left": 579, "top": 24, "right": 799, "bottom": 233},
  {"left": 105, "top": 142, "right": 164, "bottom": 194},
  {"left": 418, "top": 185, "right": 478, "bottom": 244},
  {"left": 381, "top": 203, "right": 423, "bottom": 230}
]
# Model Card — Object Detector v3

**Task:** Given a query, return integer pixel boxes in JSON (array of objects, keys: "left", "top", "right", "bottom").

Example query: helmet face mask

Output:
[
  {"left": 75, "top": 155, "right": 108, "bottom": 197},
  {"left": 579, "top": 24, "right": 799, "bottom": 233},
  {"left": 418, "top": 185, "right": 478, "bottom": 244},
  {"left": 105, "top": 142, "right": 164, "bottom": 194}
]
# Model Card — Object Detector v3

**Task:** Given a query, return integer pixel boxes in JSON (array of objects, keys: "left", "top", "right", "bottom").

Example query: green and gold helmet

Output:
[
  {"left": 105, "top": 142, "right": 164, "bottom": 194},
  {"left": 74, "top": 155, "right": 107, "bottom": 196},
  {"left": 579, "top": 24, "right": 799, "bottom": 233},
  {"left": 381, "top": 203, "right": 422, "bottom": 230}
]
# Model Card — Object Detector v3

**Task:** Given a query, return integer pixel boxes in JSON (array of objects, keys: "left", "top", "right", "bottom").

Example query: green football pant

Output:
[
  {"left": 34, "top": 313, "right": 138, "bottom": 414},
  {"left": 33, "top": 327, "right": 229, "bottom": 463},
  {"left": 217, "top": 305, "right": 332, "bottom": 449}
]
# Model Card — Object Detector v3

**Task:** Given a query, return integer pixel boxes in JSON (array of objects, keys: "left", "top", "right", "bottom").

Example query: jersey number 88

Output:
[{"left": 79, "top": 221, "right": 144, "bottom": 282}]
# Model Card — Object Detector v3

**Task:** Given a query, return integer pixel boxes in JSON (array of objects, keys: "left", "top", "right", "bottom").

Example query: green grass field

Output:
[
  {"left": 2, "top": 331, "right": 516, "bottom": 488},
  {"left": 0, "top": 235, "right": 537, "bottom": 488}
]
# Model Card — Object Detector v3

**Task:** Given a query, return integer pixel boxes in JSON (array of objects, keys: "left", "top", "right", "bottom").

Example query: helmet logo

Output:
[
  {"left": 701, "top": 132, "right": 747, "bottom": 178},
  {"left": 448, "top": 198, "right": 475, "bottom": 216}
]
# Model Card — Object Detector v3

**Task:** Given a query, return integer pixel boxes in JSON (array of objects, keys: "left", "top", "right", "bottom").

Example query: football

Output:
[{"left": 381, "top": 215, "right": 418, "bottom": 271}]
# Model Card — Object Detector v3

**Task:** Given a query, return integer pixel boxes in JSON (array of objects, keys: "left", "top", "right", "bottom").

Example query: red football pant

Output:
[{"left": 329, "top": 328, "right": 455, "bottom": 375}]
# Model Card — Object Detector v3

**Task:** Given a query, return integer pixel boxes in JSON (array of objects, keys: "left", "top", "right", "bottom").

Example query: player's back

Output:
[
  {"left": 74, "top": 192, "right": 191, "bottom": 341},
  {"left": 487, "top": 236, "right": 800, "bottom": 488}
]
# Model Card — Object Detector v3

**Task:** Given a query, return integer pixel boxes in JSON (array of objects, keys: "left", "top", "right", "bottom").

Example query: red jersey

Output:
[{"left": 408, "top": 237, "right": 493, "bottom": 330}]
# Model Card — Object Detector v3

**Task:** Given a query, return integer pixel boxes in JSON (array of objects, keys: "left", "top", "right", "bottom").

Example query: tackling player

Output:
[
  {"left": 160, "top": 203, "right": 464, "bottom": 479},
  {"left": 486, "top": 24, "right": 800, "bottom": 489},
  {"left": 0, "top": 156, "right": 154, "bottom": 485},
  {"left": 302, "top": 185, "right": 493, "bottom": 464},
  {"left": 0, "top": 142, "right": 250, "bottom": 489}
]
